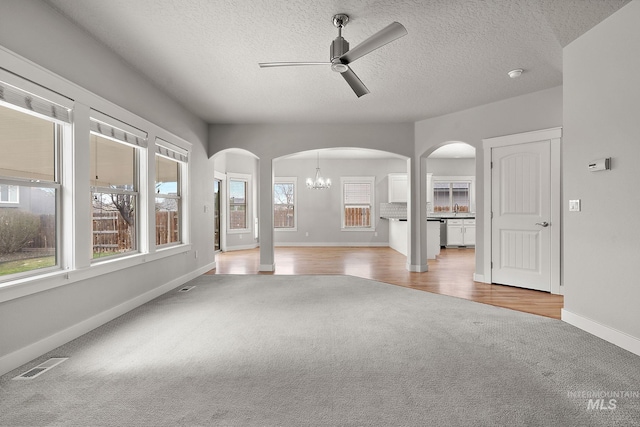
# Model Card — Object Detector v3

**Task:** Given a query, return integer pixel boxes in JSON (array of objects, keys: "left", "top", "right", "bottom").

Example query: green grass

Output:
[
  {"left": 0, "top": 256, "right": 56, "bottom": 276},
  {"left": 93, "top": 251, "right": 120, "bottom": 259}
]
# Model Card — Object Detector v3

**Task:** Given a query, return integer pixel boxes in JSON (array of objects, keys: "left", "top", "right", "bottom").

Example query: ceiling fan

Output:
[{"left": 259, "top": 14, "right": 407, "bottom": 98}]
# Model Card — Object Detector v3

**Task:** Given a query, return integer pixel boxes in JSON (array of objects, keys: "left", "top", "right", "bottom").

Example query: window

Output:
[
  {"left": 341, "top": 177, "right": 375, "bottom": 230},
  {"left": 90, "top": 113, "right": 146, "bottom": 259},
  {"left": 0, "top": 76, "right": 71, "bottom": 280},
  {"left": 432, "top": 177, "right": 474, "bottom": 213},
  {"left": 155, "top": 140, "right": 187, "bottom": 246},
  {"left": 228, "top": 176, "right": 249, "bottom": 231},
  {"left": 0, "top": 184, "right": 19, "bottom": 203},
  {"left": 274, "top": 178, "right": 296, "bottom": 230}
]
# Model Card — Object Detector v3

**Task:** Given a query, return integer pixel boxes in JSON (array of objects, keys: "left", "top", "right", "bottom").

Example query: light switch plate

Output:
[{"left": 569, "top": 199, "right": 581, "bottom": 212}]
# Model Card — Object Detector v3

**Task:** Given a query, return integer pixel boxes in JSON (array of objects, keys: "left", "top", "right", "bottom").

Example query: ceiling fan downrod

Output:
[{"left": 330, "top": 14, "right": 350, "bottom": 73}]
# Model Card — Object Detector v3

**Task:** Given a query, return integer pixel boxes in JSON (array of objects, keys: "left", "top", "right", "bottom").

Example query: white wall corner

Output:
[{"left": 562, "top": 309, "right": 640, "bottom": 357}]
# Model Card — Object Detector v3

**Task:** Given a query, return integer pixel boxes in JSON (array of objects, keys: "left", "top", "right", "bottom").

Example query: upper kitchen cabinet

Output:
[{"left": 388, "top": 173, "right": 408, "bottom": 203}]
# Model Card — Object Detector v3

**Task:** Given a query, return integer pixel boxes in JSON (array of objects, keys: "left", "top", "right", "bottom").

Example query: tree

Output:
[
  {"left": 109, "top": 193, "right": 135, "bottom": 226},
  {"left": 0, "top": 209, "right": 40, "bottom": 254}
]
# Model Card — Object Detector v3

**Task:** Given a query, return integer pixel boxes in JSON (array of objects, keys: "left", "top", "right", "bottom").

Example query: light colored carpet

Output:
[{"left": 1, "top": 275, "right": 639, "bottom": 426}]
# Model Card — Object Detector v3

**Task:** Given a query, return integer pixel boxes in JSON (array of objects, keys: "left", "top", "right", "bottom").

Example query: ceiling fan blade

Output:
[
  {"left": 341, "top": 67, "right": 370, "bottom": 98},
  {"left": 259, "top": 62, "right": 330, "bottom": 68},
  {"left": 340, "top": 22, "right": 407, "bottom": 65}
]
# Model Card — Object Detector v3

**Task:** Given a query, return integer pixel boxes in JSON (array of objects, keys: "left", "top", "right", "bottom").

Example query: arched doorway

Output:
[{"left": 425, "top": 141, "right": 476, "bottom": 273}]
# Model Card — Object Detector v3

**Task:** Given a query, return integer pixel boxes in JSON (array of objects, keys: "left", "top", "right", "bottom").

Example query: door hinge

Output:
[
  {"left": 491, "top": 161, "right": 493, "bottom": 169},
  {"left": 491, "top": 211, "right": 493, "bottom": 219},
  {"left": 491, "top": 261, "right": 493, "bottom": 269}
]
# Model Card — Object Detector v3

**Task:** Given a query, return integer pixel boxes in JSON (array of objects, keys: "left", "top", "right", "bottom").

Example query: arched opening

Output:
[
  {"left": 211, "top": 148, "right": 260, "bottom": 253},
  {"left": 273, "top": 148, "right": 409, "bottom": 259},
  {"left": 425, "top": 141, "right": 476, "bottom": 277}
]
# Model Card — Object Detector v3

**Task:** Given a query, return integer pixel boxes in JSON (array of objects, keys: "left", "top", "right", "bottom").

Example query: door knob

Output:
[{"left": 535, "top": 221, "right": 549, "bottom": 227}]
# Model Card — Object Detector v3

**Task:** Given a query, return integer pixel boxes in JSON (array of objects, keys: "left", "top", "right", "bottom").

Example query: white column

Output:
[
  {"left": 407, "top": 156, "right": 428, "bottom": 272},
  {"left": 258, "top": 158, "right": 275, "bottom": 271}
]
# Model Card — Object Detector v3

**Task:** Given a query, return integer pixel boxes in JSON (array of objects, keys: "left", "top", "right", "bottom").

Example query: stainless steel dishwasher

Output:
[{"left": 440, "top": 219, "right": 447, "bottom": 247}]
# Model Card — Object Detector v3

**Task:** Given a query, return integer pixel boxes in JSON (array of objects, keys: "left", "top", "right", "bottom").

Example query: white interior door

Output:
[{"left": 491, "top": 140, "right": 551, "bottom": 291}]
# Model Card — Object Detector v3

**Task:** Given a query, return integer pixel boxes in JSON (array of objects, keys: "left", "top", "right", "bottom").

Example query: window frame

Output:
[
  {"left": 0, "top": 58, "right": 197, "bottom": 303},
  {"left": 227, "top": 172, "right": 251, "bottom": 234},
  {"left": 273, "top": 177, "right": 297, "bottom": 231},
  {"left": 0, "top": 99, "right": 66, "bottom": 283},
  {"left": 340, "top": 176, "right": 375, "bottom": 231},
  {"left": 154, "top": 139, "right": 187, "bottom": 248},
  {"left": 431, "top": 176, "right": 475, "bottom": 213},
  {"left": 0, "top": 184, "right": 19, "bottom": 204},
  {"left": 89, "top": 126, "right": 144, "bottom": 261}
]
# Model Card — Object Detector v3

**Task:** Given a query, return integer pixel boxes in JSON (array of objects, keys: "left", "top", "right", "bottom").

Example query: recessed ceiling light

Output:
[{"left": 508, "top": 69, "right": 524, "bottom": 78}]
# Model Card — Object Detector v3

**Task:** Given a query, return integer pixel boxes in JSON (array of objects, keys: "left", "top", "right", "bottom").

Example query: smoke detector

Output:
[{"left": 508, "top": 69, "right": 524, "bottom": 78}]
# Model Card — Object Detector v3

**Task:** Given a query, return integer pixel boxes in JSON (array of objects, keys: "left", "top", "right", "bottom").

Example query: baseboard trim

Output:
[
  {"left": 473, "top": 273, "right": 486, "bottom": 283},
  {"left": 561, "top": 309, "right": 640, "bottom": 357},
  {"left": 407, "top": 263, "right": 428, "bottom": 272},
  {"left": 274, "top": 242, "right": 389, "bottom": 247},
  {"left": 0, "top": 261, "right": 216, "bottom": 377},
  {"left": 225, "top": 243, "right": 259, "bottom": 251},
  {"left": 259, "top": 263, "right": 275, "bottom": 272}
]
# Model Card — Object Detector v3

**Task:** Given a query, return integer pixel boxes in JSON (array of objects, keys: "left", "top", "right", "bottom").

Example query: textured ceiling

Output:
[{"left": 44, "top": 0, "right": 629, "bottom": 124}]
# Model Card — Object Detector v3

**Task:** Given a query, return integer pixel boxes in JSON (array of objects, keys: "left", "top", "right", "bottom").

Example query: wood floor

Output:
[{"left": 208, "top": 246, "right": 564, "bottom": 319}]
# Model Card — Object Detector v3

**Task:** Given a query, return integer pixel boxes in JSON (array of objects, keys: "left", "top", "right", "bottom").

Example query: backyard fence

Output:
[
  {"left": 91, "top": 211, "right": 179, "bottom": 253},
  {"left": 156, "top": 210, "right": 179, "bottom": 245},
  {"left": 344, "top": 206, "right": 371, "bottom": 228}
]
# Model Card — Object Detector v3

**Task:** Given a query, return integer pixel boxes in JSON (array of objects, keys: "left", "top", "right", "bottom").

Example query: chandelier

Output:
[{"left": 306, "top": 152, "right": 331, "bottom": 189}]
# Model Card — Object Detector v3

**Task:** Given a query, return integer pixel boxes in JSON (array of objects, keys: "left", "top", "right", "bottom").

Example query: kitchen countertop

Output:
[
  {"left": 381, "top": 218, "right": 441, "bottom": 221},
  {"left": 382, "top": 216, "right": 474, "bottom": 221}
]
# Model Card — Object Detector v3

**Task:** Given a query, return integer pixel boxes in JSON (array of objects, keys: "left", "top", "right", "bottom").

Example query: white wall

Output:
[
  {"left": 427, "top": 158, "right": 475, "bottom": 176},
  {"left": 0, "top": 0, "right": 214, "bottom": 374},
  {"left": 415, "top": 86, "right": 563, "bottom": 280},
  {"left": 273, "top": 157, "right": 407, "bottom": 245},
  {"left": 562, "top": 0, "right": 640, "bottom": 350}
]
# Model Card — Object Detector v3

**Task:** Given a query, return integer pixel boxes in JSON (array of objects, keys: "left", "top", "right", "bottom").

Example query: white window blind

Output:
[
  {"left": 344, "top": 182, "right": 371, "bottom": 204},
  {"left": 0, "top": 75, "right": 72, "bottom": 123},
  {"left": 155, "top": 138, "right": 188, "bottom": 162},
  {"left": 90, "top": 110, "right": 147, "bottom": 148}
]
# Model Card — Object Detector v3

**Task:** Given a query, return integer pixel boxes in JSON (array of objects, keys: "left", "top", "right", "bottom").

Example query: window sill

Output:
[
  {"left": 227, "top": 229, "right": 251, "bottom": 234},
  {"left": 0, "top": 244, "right": 191, "bottom": 303},
  {"left": 341, "top": 227, "right": 376, "bottom": 232}
]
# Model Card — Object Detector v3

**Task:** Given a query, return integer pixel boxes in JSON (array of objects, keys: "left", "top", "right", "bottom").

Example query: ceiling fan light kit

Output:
[{"left": 259, "top": 14, "right": 407, "bottom": 97}]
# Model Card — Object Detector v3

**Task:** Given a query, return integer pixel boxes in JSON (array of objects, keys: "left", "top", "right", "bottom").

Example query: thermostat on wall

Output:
[{"left": 588, "top": 157, "right": 611, "bottom": 172}]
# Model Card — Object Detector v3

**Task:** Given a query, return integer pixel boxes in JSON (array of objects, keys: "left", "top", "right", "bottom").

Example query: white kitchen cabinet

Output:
[
  {"left": 447, "top": 219, "right": 464, "bottom": 246},
  {"left": 388, "top": 173, "right": 407, "bottom": 203},
  {"left": 447, "top": 218, "right": 475, "bottom": 247},
  {"left": 388, "top": 219, "right": 408, "bottom": 256},
  {"left": 463, "top": 219, "right": 475, "bottom": 246}
]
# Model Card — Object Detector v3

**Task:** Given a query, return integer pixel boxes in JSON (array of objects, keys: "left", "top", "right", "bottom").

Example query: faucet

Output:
[{"left": 454, "top": 203, "right": 459, "bottom": 214}]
